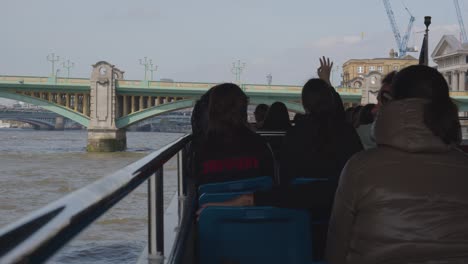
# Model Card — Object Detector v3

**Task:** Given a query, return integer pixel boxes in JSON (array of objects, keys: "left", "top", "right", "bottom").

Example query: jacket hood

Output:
[{"left": 375, "top": 98, "right": 451, "bottom": 153}]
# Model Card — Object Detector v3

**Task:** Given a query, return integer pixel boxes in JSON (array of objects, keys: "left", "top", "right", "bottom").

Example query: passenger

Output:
[
  {"left": 191, "top": 83, "right": 274, "bottom": 186},
  {"left": 188, "top": 88, "right": 213, "bottom": 179},
  {"left": 199, "top": 57, "right": 363, "bottom": 260},
  {"left": 350, "top": 105, "right": 362, "bottom": 128},
  {"left": 326, "top": 65, "right": 468, "bottom": 264},
  {"left": 261, "top": 101, "right": 291, "bottom": 131},
  {"left": 293, "top": 112, "right": 305, "bottom": 125},
  {"left": 344, "top": 106, "right": 355, "bottom": 125},
  {"left": 355, "top": 103, "right": 376, "bottom": 149},
  {"left": 253, "top": 103, "right": 269, "bottom": 130},
  {"left": 260, "top": 101, "right": 291, "bottom": 163},
  {"left": 376, "top": 70, "right": 397, "bottom": 108},
  {"left": 279, "top": 64, "right": 362, "bottom": 184}
]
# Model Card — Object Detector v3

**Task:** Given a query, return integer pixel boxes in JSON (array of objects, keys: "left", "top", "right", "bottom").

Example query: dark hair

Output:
[
  {"left": 392, "top": 65, "right": 461, "bottom": 144},
  {"left": 302, "top": 79, "right": 335, "bottom": 115},
  {"left": 254, "top": 104, "right": 269, "bottom": 123},
  {"left": 357, "top": 104, "right": 376, "bottom": 126},
  {"left": 378, "top": 71, "right": 397, "bottom": 105},
  {"left": 301, "top": 78, "right": 340, "bottom": 153},
  {"left": 382, "top": 71, "right": 397, "bottom": 85},
  {"left": 207, "top": 83, "right": 248, "bottom": 138},
  {"left": 262, "top": 102, "right": 291, "bottom": 130},
  {"left": 191, "top": 88, "right": 213, "bottom": 137}
]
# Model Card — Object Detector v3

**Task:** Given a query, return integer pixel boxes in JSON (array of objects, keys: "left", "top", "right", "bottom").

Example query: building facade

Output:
[
  {"left": 342, "top": 54, "right": 418, "bottom": 88},
  {"left": 342, "top": 53, "right": 418, "bottom": 104},
  {"left": 432, "top": 35, "right": 468, "bottom": 91}
]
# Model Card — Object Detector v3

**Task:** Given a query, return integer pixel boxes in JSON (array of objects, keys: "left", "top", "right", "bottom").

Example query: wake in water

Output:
[{"left": 50, "top": 240, "right": 145, "bottom": 264}]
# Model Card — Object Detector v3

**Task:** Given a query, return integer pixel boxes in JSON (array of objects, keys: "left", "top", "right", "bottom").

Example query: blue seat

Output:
[
  {"left": 199, "top": 192, "right": 246, "bottom": 206},
  {"left": 198, "top": 206, "right": 317, "bottom": 264},
  {"left": 292, "top": 177, "right": 328, "bottom": 185},
  {"left": 198, "top": 176, "right": 272, "bottom": 195}
]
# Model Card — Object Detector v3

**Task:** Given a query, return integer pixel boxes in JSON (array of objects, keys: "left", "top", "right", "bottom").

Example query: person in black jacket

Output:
[
  {"left": 198, "top": 57, "right": 363, "bottom": 260},
  {"left": 191, "top": 83, "right": 274, "bottom": 186}
]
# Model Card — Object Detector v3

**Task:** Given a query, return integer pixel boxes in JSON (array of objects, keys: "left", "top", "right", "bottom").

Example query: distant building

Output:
[
  {"left": 432, "top": 35, "right": 468, "bottom": 91},
  {"left": 342, "top": 52, "right": 418, "bottom": 104},
  {"left": 342, "top": 52, "right": 418, "bottom": 88}
]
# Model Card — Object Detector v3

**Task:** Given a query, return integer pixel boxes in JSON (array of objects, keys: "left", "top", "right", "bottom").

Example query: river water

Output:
[{"left": 0, "top": 129, "right": 184, "bottom": 264}]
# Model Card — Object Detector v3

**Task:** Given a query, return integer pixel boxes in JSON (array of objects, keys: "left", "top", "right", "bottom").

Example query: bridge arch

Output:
[
  {"left": 0, "top": 117, "right": 55, "bottom": 129},
  {"left": 0, "top": 91, "right": 89, "bottom": 127},
  {"left": 115, "top": 98, "right": 304, "bottom": 128},
  {"left": 116, "top": 99, "right": 196, "bottom": 128}
]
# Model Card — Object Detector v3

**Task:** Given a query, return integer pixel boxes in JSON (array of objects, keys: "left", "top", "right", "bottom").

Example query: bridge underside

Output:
[{"left": 0, "top": 117, "right": 55, "bottom": 130}]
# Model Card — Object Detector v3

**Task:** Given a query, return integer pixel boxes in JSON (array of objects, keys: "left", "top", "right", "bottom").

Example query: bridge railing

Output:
[{"left": 0, "top": 134, "right": 193, "bottom": 264}]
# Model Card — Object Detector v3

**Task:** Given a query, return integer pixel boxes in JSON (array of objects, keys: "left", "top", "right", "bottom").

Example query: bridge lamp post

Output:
[
  {"left": 149, "top": 62, "right": 158, "bottom": 81},
  {"left": 231, "top": 60, "right": 246, "bottom": 88},
  {"left": 62, "top": 60, "right": 75, "bottom": 81},
  {"left": 47, "top": 53, "right": 60, "bottom": 77},
  {"left": 139, "top": 57, "right": 152, "bottom": 81}
]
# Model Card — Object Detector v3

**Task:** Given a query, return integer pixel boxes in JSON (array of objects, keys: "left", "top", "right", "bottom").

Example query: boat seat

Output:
[
  {"left": 291, "top": 177, "right": 328, "bottom": 185},
  {"left": 198, "top": 206, "right": 325, "bottom": 264},
  {"left": 198, "top": 176, "right": 273, "bottom": 196},
  {"left": 199, "top": 192, "right": 246, "bottom": 206}
]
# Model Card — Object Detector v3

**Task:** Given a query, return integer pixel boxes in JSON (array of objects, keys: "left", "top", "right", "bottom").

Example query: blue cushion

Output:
[
  {"left": 199, "top": 192, "right": 246, "bottom": 206},
  {"left": 198, "top": 176, "right": 272, "bottom": 195},
  {"left": 198, "top": 206, "right": 314, "bottom": 264},
  {"left": 292, "top": 177, "right": 328, "bottom": 185}
]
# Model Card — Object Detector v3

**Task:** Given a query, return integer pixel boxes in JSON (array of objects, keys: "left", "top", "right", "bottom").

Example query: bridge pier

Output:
[
  {"left": 86, "top": 61, "right": 126, "bottom": 152},
  {"left": 55, "top": 116, "right": 64, "bottom": 130},
  {"left": 87, "top": 129, "right": 126, "bottom": 152}
]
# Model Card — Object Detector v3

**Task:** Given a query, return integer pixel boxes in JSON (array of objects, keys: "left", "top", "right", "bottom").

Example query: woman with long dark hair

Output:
[
  {"left": 326, "top": 65, "right": 468, "bottom": 264},
  {"left": 191, "top": 83, "right": 274, "bottom": 185}
]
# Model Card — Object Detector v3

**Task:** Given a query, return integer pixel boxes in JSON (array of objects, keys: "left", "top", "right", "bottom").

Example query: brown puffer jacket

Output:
[{"left": 326, "top": 98, "right": 468, "bottom": 264}]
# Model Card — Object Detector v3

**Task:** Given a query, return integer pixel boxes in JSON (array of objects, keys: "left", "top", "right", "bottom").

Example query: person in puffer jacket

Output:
[{"left": 326, "top": 65, "right": 468, "bottom": 264}]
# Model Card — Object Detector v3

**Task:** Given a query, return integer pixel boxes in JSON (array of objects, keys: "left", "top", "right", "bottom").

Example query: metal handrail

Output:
[{"left": 0, "top": 134, "right": 192, "bottom": 264}]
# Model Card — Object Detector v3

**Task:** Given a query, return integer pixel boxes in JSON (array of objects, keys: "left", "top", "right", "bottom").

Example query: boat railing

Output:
[{"left": 0, "top": 134, "right": 193, "bottom": 264}]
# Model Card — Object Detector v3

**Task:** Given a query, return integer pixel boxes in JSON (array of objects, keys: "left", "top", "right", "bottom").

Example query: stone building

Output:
[
  {"left": 342, "top": 53, "right": 418, "bottom": 89},
  {"left": 432, "top": 35, "right": 468, "bottom": 91}
]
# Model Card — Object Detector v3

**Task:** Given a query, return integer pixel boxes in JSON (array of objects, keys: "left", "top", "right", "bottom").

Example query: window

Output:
[
  {"left": 465, "top": 56, "right": 468, "bottom": 64},
  {"left": 357, "top": 66, "right": 364, "bottom": 74},
  {"left": 369, "top": 66, "right": 375, "bottom": 72},
  {"left": 377, "top": 66, "right": 383, "bottom": 73}
]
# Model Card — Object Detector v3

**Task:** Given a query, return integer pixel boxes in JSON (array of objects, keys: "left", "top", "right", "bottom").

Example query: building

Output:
[
  {"left": 432, "top": 35, "right": 468, "bottom": 91},
  {"left": 342, "top": 52, "right": 418, "bottom": 104},
  {"left": 342, "top": 53, "right": 418, "bottom": 89}
]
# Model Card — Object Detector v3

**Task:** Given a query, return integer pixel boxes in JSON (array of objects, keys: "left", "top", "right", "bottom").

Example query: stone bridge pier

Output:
[
  {"left": 87, "top": 61, "right": 126, "bottom": 152},
  {"left": 54, "top": 116, "right": 64, "bottom": 130}
]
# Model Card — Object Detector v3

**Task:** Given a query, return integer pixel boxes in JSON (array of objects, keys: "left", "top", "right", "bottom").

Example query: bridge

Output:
[
  {"left": 1, "top": 61, "right": 467, "bottom": 151},
  {"left": 0, "top": 109, "right": 81, "bottom": 130}
]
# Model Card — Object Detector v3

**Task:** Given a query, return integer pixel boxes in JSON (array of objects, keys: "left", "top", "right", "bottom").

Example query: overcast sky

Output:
[{"left": 0, "top": 0, "right": 465, "bottom": 89}]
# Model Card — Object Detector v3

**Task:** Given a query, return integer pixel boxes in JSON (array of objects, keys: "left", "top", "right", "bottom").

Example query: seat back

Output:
[
  {"left": 198, "top": 176, "right": 272, "bottom": 195},
  {"left": 292, "top": 177, "right": 328, "bottom": 185},
  {"left": 198, "top": 206, "right": 313, "bottom": 264}
]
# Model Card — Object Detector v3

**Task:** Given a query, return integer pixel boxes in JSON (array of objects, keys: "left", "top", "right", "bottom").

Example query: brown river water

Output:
[{"left": 0, "top": 129, "right": 183, "bottom": 263}]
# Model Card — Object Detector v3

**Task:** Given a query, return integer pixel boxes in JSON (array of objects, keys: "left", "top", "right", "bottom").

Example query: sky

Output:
[{"left": 0, "top": 0, "right": 465, "bottom": 91}]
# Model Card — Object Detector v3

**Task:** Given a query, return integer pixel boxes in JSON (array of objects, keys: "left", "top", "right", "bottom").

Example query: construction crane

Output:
[
  {"left": 382, "top": 0, "right": 417, "bottom": 57},
  {"left": 454, "top": 0, "right": 467, "bottom": 43}
]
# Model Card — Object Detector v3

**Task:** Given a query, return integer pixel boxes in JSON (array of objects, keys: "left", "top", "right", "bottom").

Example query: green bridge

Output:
[{"left": 1, "top": 61, "right": 467, "bottom": 151}]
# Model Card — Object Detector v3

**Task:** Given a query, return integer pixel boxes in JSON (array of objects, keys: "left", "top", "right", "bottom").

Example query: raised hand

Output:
[{"left": 317, "top": 56, "right": 334, "bottom": 86}]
